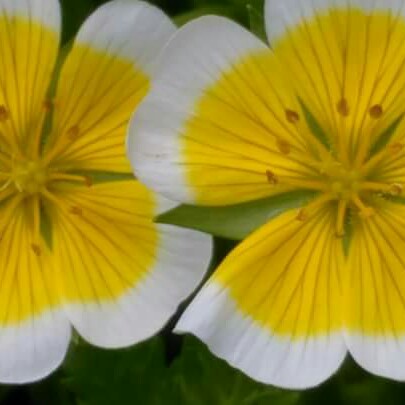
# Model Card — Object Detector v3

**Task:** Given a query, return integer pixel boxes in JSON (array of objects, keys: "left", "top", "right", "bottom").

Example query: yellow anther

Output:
[
  {"left": 296, "top": 209, "right": 308, "bottom": 221},
  {"left": 43, "top": 99, "right": 54, "bottom": 112},
  {"left": 337, "top": 98, "right": 350, "bottom": 117},
  {"left": 0, "top": 106, "right": 9, "bottom": 122},
  {"left": 285, "top": 109, "right": 300, "bottom": 124},
  {"left": 67, "top": 125, "right": 80, "bottom": 140},
  {"left": 266, "top": 170, "right": 278, "bottom": 185},
  {"left": 84, "top": 176, "right": 92, "bottom": 188},
  {"left": 389, "top": 183, "right": 403, "bottom": 196},
  {"left": 369, "top": 104, "right": 383, "bottom": 119},
  {"left": 389, "top": 143, "right": 404, "bottom": 154},
  {"left": 276, "top": 138, "right": 291, "bottom": 155},
  {"left": 352, "top": 196, "right": 375, "bottom": 218},
  {"left": 70, "top": 206, "right": 83, "bottom": 216},
  {"left": 31, "top": 244, "right": 41, "bottom": 256}
]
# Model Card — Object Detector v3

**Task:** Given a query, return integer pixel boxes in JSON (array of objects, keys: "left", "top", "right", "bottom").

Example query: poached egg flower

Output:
[
  {"left": 0, "top": 0, "right": 212, "bottom": 384},
  {"left": 130, "top": 0, "right": 405, "bottom": 389}
]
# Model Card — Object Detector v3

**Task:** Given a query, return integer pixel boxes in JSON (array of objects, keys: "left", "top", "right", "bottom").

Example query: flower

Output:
[
  {"left": 0, "top": 0, "right": 212, "bottom": 384},
  {"left": 129, "top": 0, "right": 405, "bottom": 389}
]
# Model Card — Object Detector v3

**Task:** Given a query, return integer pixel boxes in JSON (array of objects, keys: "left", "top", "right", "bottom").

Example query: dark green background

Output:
[{"left": 4, "top": 1, "right": 405, "bottom": 404}]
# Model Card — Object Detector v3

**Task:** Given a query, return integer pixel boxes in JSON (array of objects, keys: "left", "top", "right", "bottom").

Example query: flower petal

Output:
[
  {"left": 264, "top": 0, "right": 405, "bottom": 163},
  {"left": 0, "top": 0, "right": 60, "bottom": 147},
  {"left": 129, "top": 16, "right": 319, "bottom": 206},
  {"left": 52, "top": 181, "right": 212, "bottom": 348},
  {"left": 344, "top": 202, "right": 405, "bottom": 380},
  {"left": 0, "top": 198, "right": 70, "bottom": 383},
  {"left": 48, "top": 0, "right": 175, "bottom": 173},
  {"left": 176, "top": 208, "right": 346, "bottom": 388}
]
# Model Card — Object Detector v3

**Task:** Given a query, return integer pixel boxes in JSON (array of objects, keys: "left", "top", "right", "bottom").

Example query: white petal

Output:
[
  {"left": 75, "top": 0, "right": 176, "bottom": 74},
  {"left": 0, "top": 311, "right": 70, "bottom": 384},
  {"left": 176, "top": 283, "right": 346, "bottom": 389},
  {"left": 346, "top": 333, "right": 405, "bottom": 381},
  {"left": 128, "top": 16, "right": 268, "bottom": 204},
  {"left": 0, "top": 0, "right": 60, "bottom": 30},
  {"left": 66, "top": 194, "right": 212, "bottom": 348}
]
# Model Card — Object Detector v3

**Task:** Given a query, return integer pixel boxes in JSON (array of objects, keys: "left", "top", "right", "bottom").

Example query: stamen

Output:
[
  {"left": 50, "top": 173, "right": 92, "bottom": 187},
  {"left": 266, "top": 170, "right": 278, "bottom": 185},
  {"left": 276, "top": 138, "right": 291, "bottom": 155},
  {"left": 337, "top": 98, "right": 350, "bottom": 117},
  {"left": 369, "top": 104, "right": 383, "bottom": 119},
  {"left": 285, "top": 109, "right": 300, "bottom": 124},
  {"left": 70, "top": 206, "right": 83, "bottom": 217},
  {"left": 31, "top": 195, "right": 41, "bottom": 256},
  {"left": 67, "top": 125, "right": 80, "bottom": 140},
  {"left": 361, "top": 142, "right": 404, "bottom": 174},
  {"left": 352, "top": 196, "right": 375, "bottom": 218},
  {"left": 43, "top": 99, "right": 54, "bottom": 112},
  {"left": 296, "top": 193, "right": 334, "bottom": 221},
  {"left": 0, "top": 106, "right": 9, "bottom": 122},
  {"left": 31, "top": 244, "right": 41, "bottom": 256},
  {"left": 336, "top": 200, "right": 347, "bottom": 237},
  {"left": 389, "top": 183, "right": 403, "bottom": 196}
]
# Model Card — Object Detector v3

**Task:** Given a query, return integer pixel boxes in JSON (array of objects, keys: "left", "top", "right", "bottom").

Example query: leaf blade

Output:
[{"left": 157, "top": 190, "right": 316, "bottom": 240}]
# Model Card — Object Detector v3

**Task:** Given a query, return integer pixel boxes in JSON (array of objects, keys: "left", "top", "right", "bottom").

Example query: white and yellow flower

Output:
[
  {"left": 0, "top": 0, "right": 212, "bottom": 383},
  {"left": 130, "top": 0, "right": 405, "bottom": 389}
]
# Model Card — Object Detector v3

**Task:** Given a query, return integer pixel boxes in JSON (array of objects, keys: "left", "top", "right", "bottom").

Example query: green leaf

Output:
[
  {"left": 369, "top": 114, "right": 404, "bottom": 156},
  {"left": 246, "top": 0, "right": 266, "bottom": 41},
  {"left": 299, "top": 99, "right": 331, "bottom": 149},
  {"left": 169, "top": 336, "right": 301, "bottom": 405},
  {"left": 60, "top": 0, "right": 96, "bottom": 44},
  {"left": 157, "top": 190, "right": 315, "bottom": 240},
  {"left": 29, "top": 371, "right": 74, "bottom": 405},
  {"left": 337, "top": 358, "right": 405, "bottom": 405},
  {"left": 63, "top": 337, "right": 168, "bottom": 405}
]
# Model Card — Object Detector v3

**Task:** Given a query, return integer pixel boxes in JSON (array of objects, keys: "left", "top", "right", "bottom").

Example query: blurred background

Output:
[{"left": 3, "top": 0, "right": 405, "bottom": 404}]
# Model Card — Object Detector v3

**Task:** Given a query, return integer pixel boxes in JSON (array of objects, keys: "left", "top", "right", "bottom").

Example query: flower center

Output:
[{"left": 12, "top": 160, "right": 48, "bottom": 194}]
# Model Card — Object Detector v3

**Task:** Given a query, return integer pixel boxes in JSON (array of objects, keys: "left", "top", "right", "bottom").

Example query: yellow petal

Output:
[
  {"left": 129, "top": 16, "right": 321, "bottom": 207},
  {"left": 0, "top": 195, "right": 70, "bottom": 383},
  {"left": 176, "top": 206, "right": 345, "bottom": 388},
  {"left": 0, "top": 0, "right": 60, "bottom": 155},
  {"left": 47, "top": 1, "right": 175, "bottom": 173},
  {"left": 344, "top": 201, "right": 405, "bottom": 380},
  {"left": 52, "top": 180, "right": 212, "bottom": 347},
  {"left": 266, "top": 1, "right": 405, "bottom": 165}
]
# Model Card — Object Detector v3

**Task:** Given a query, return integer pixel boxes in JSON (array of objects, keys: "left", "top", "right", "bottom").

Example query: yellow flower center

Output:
[
  {"left": 265, "top": 104, "right": 405, "bottom": 237},
  {"left": 12, "top": 159, "right": 48, "bottom": 194}
]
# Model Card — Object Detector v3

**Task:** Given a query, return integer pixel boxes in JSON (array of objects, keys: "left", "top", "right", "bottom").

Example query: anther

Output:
[
  {"left": 276, "top": 138, "right": 291, "bottom": 155},
  {"left": 389, "top": 183, "right": 403, "bottom": 196},
  {"left": 266, "top": 170, "right": 278, "bottom": 185},
  {"left": 0, "top": 106, "right": 9, "bottom": 122},
  {"left": 296, "top": 209, "right": 308, "bottom": 221},
  {"left": 337, "top": 98, "right": 350, "bottom": 117},
  {"left": 285, "top": 109, "right": 300, "bottom": 124},
  {"left": 31, "top": 244, "right": 41, "bottom": 256},
  {"left": 67, "top": 125, "right": 80, "bottom": 140},
  {"left": 70, "top": 206, "right": 83, "bottom": 216},
  {"left": 389, "top": 143, "right": 404, "bottom": 154},
  {"left": 84, "top": 176, "right": 92, "bottom": 188},
  {"left": 43, "top": 99, "right": 54, "bottom": 112},
  {"left": 369, "top": 104, "right": 383, "bottom": 119}
]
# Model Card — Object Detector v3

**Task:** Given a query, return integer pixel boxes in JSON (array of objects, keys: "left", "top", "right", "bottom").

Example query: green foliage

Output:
[
  {"left": 158, "top": 191, "right": 315, "bottom": 240},
  {"left": 170, "top": 337, "right": 301, "bottom": 405},
  {"left": 63, "top": 338, "right": 168, "bottom": 405}
]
